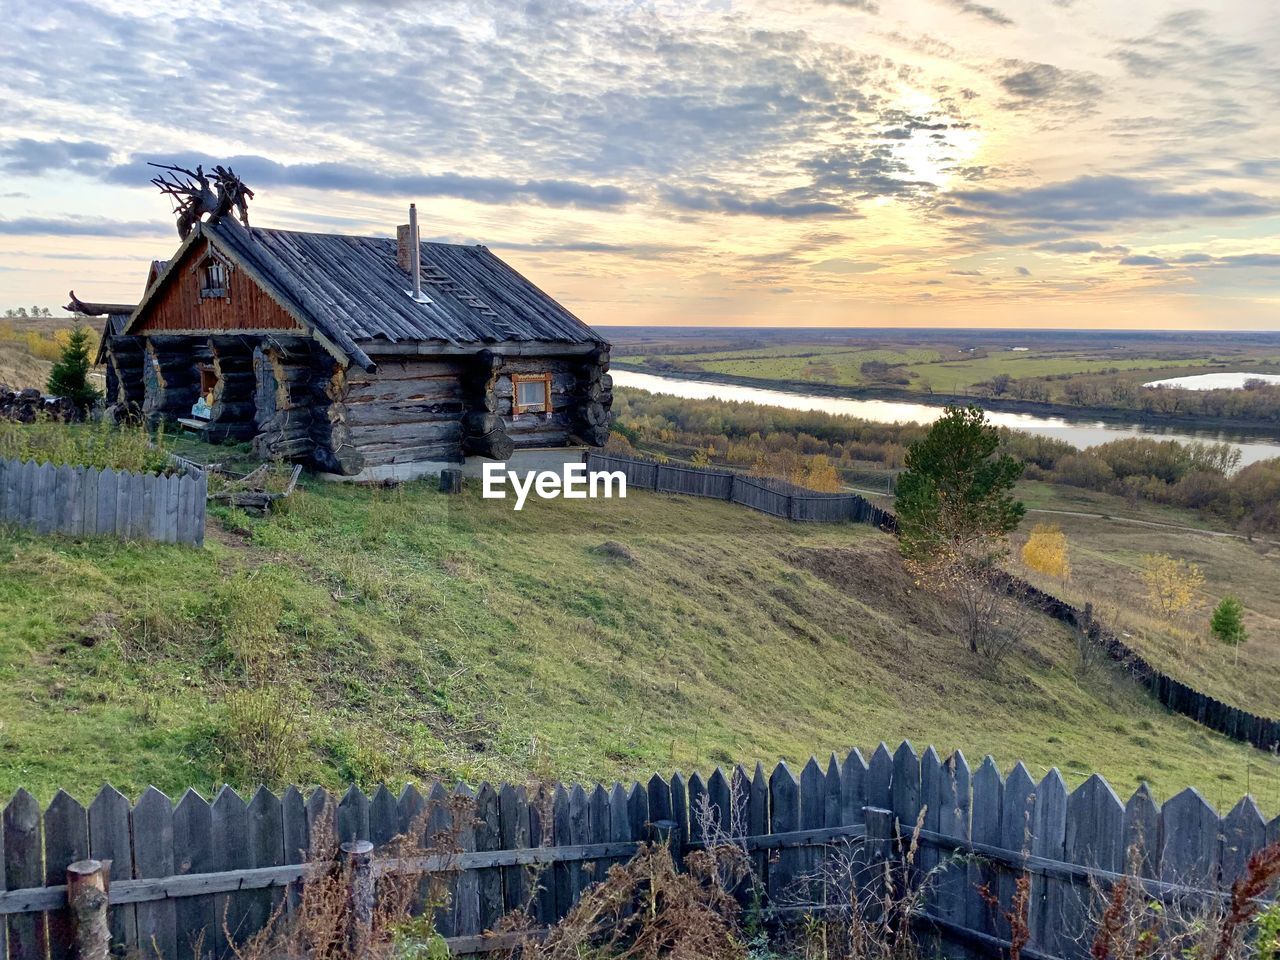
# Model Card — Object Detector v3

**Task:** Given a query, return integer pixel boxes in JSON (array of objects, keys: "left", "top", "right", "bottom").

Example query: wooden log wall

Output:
[
  {"left": 142, "top": 338, "right": 208, "bottom": 428},
  {"left": 103, "top": 339, "right": 145, "bottom": 410},
  {"left": 322, "top": 358, "right": 468, "bottom": 473},
  {"left": 252, "top": 341, "right": 319, "bottom": 464},
  {"left": 1, "top": 745, "right": 1276, "bottom": 960},
  {"left": 493, "top": 349, "right": 612, "bottom": 451},
  {"left": 204, "top": 338, "right": 257, "bottom": 443}
]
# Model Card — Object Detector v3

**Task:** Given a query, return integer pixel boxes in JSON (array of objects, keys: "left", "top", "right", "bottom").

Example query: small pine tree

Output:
[
  {"left": 1210, "top": 596, "right": 1247, "bottom": 645},
  {"left": 46, "top": 324, "right": 101, "bottom": 413},
  {"left": 895, "top": 404, "right": 1025, "bottom": 564}
]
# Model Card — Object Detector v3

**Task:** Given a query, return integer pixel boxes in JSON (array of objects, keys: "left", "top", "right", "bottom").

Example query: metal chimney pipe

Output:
[{"left": 409, "top": 203, "right": 423, "bottom": 301}]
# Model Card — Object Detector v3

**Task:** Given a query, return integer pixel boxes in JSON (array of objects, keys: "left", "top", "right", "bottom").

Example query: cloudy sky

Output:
[{"left": 1, "top": 0, "right": 1278, "bottom": 329}]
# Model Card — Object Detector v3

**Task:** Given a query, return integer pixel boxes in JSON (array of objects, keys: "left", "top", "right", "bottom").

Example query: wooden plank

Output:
[
  {"left": 647, "top": 774, "right": 672, "bottom": 836},
  {"left": 52, "top": 463, "right": 74, "bottom": 535},
  {"left": 823, "top": 754, "right": 843, "bottom": 830},
  {"left": 164, "top": 473, "right": 180, "bottom": 545},
  {"left": 892, "top": 741, "right": 921, "bottom": 836},
  {"left": 968, "top": 757, "right": 1003, "bottom": 939},
  {"left": 1159, "top": 788, "right": 1220, "bottom": 889},
  {"left": 474, "top": 784, "right": 503, "bottom": 930},
  {"left": 89, "top": 783, "right": 137, "bottom": 950},
  {"left": 1220, "top": 796, "right": 1267, "bottom": 887},
  {"left": 996, "top": 762, "right": 1036, "bottom": 941},
  {"left": 1029, "top": 769, "right": 1067, "bottom": 954},
  {"left": 337, "top": 785, "right": 370, "bottom": 844},
  {"left": 305, "top": 788, "right": 333, "bottom": 857},
  {"left": 210, "top": 785, "right": 250, "bottom": 958},
  {"left": 799, "top": 756, "right": 825, "bottom": 898},
  {"left": 938, "top": 751, "right": 971, "bottom": 932},
  {"left": 567, "top": 785, "right": 589, "bottom": 904},
  {"left": 768, "top": 762, "right": 801, "bottom": 906},
  {"left": 66, "top": 464, "right": 85, "bottom": 536},
  {"left": 607, "top": 783, "right": 630, "bottom": 877},
  {"left": 669, "top": 772, "right": 688, "bottom": 857},
  {"left": 587, "top": 784, "right": 610, "bottom": 891},
  {"left": 626, "top": 781, "right": 649, "bottom": 844},
  {"left": 550, "top": 785, "right": 572, "bottom": 921},
  {"left": 528, "top": 786, "right": 554, "bottom": 927},
  {"left": 44, "top": 789, "right": 89, "bottom": 960},
  {"left": 95, "top": 466, "right": 118, "bottom": 536},
  {"left": 426, "top": 782, "right": 455, "bottom": 938},
  {"left": 281, "top": 785, "right": 308, "bottom": 912},
  {"left": 4, "top": 788, "right": 48, "bottom": 958},
  {"left": 707, "top": 768, "right": 732, "bottom": 840},
  {"left": 246, "top": 787, "right": 284, "bottom": 938},
  {"left": 369, "top": 785, "right": 399, "bottom": 850},
  {"left": 687, "top": 772, "right": 708, "bottom": 848},
  {"left": 1123, "top": 784, "right": 1159, "bottom": 878},
  {"left": 132, "top": 786, "right": 178, "bottom": 960},
  {"left": 867, "top": 743, "right": 893, "bottom": 812},
  {"left": 499, "top": 785, "right": 530, "bottom": 914},
  {"left": 841, "top": 748, "right": 868, "bottom": 825},
  {"left": 1060, "top": 774, "right": 1124, "bottom": 960},
  {"left": 172, "top": 789, "right": 215, "bottom": 960},
  {"left": 453, "top": 783, "right": 480, "bottom": 937},
  {"left": 919, "top": 746, "right": 943, "bottom": 879},
  {"left": 127, "top": 470, "right": 148, "bottom": 541},
  {"left": 80, "top": 465, "right": 99, "bottom": 537},
  {"left": 749, "top": 762, "right": 769, "bottom": 891},
  {"left": 36, "top": 461, "right": 57, "bottom": 534}
]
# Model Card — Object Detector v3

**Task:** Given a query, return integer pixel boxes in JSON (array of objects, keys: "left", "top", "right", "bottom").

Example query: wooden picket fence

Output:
[
  {"left": 0, "top": 457, "right": 206, "bottom": 547},
  {"left": 1, "top": 742, "right": 1276, "bottom": 960},
  {"left": 586, "top": 452, "right": 897, "bottom": 528}
]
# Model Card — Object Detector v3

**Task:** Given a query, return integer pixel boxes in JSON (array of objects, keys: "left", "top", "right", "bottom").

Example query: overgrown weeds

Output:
[
  {"left": 1090, "top": 839, "right": 1280, "bottom": 960},
  {"left": 0, "top": 416, "right": 171, "bottom": 473}
]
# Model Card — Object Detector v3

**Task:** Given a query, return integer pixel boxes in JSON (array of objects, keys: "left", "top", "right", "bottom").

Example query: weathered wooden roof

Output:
[
  {"left": 239, "top": 225, "right": 605, "bottom": 350},
  {"left": 124, "top": 219, "right": 605, "bottom": 372}
]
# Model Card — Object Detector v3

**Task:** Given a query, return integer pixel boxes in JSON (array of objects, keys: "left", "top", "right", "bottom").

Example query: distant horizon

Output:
[{"left": 2, "top": 0, "right": 1277, "bottom": 330}]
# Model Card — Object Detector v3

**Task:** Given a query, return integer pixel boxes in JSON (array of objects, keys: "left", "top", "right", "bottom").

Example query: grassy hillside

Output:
[
  {"left": 0, "top": 318, "right": 104, "bottom": 391},
  {"left": 2, "top": 474, "right": 1277, "bottom": 812},
  {"left": 1006, "top": 482, "right": 1280, "bottom": 717}
]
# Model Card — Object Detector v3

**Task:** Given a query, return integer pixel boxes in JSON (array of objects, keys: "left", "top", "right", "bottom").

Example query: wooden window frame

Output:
[
  {"left": 195, "top": 253, "right": 232, "bottom": 301},
  {"left": 511, "top": 372, "right": 553, "bottom": 416}
]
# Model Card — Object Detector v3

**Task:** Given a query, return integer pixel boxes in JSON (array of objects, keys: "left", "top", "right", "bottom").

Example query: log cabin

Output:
[{"left": 79, "top": 205, "right": 613, "bottom": 480}]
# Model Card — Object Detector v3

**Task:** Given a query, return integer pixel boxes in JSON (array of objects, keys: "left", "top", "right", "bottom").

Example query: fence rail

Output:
[
  {"left": 2, "top": 743, "right": 1276, "bottom": 960},
  {"left": 587, "top": 452, "right": 897, "bottom": 528},
  {"left": 0, "top": 457, "right": 206, "bottom": 547}
]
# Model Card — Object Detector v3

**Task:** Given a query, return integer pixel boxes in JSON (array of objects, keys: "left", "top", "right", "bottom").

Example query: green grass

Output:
[
  {"left": 901, "top": 353, "right": 1211, "bottom": 393},
  {"left": 2, "top": 475, "right": 1278, "bottom": 813},
  {"left": 1006, "top": 482, "right": 1280, "bottom": 719}
]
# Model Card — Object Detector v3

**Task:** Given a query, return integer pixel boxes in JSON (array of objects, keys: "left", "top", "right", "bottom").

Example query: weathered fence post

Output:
[
  {"left": 67, "top": 859, "right": 110, "bottom": 960},
  {"left": 862, "top": 807, "right": 894, "bottom": 927},
  {"left": 341, "top": 840, "right": 374, "bottom": 955}
]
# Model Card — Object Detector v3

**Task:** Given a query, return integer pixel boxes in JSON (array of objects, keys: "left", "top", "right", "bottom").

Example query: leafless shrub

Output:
[
  {"left": 778, "top": 808, "right": 957, "bottom": 960},
  {"left": 220, "top": 799, "right": 459, "bottom": 960},
  {"left": 511, "top": 841, "right": 747, "bottom": 960}
]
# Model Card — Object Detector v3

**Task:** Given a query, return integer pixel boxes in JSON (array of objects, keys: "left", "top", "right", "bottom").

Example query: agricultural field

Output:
[
  {"left": 1, "top": 458, "right": 1277, "bottom": 813},
  {"left": 631, "top": 341, "right": 1222, "bottom": 392}
]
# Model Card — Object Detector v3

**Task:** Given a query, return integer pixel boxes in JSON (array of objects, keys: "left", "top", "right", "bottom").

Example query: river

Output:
[{"left": 612, "top": 369, "right": 1280, "bottom": 467}]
